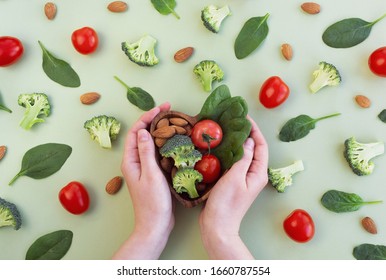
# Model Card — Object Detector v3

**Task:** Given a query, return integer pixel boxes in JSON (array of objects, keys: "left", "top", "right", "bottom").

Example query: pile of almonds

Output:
[{"left": 151, "top": 116, "right": 192, "bottom": 148}]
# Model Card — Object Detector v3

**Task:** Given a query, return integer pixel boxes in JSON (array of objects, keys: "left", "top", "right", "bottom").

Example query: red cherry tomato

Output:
[
  {"left": 194, "top": 154, "right": 221, "bottom": 184},
  {"left": 59, "top": 181, "right": 90, "bottom": 215},
  {"left": 0, "top": 36, "right": 24, "bottom": 67},
  {"left": 368, "top": 46, "right": 386, "bottom": 77},
  {"left": 71, "top": 27, "right": 99, "bottom": 55},
  {"left": 259, "top": 76, "right": 290, "bottom": 108},
  {"left": 283, "top": 209, "right": 315, "bottom": 243},
  {"left": 191, "top": 120, "right": 223, "bottom": 150}
]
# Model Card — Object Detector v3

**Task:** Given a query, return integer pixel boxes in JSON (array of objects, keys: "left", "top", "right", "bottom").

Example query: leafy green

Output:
[
  {"left": 150, "top": 0, "right": 180, "bottom": 19},
  {"left": 279, "top": 113, "right": 341, "bottom": 142},
  {"left": 322, "top": 13, "right": 386, "bottom": 48},
  {"left": 114, "top": 76, "right": 155, "bottom": 111},
  {"left": 26, "top": 230, "right": 73, "bottom": 260},
  {"left": 38, "top": 41, "right": 81, "bottom": 88},
  {"left": 353, "top": 244, "right": 386, "bottom": 260},
  {"left": 378, "top": 109, "right": 386, "bottom": 123},
  {"left": 0, "top": 92, "right": 12, "bottom": 113},
  {"left": 8, "top": 143, "right": 72, "bottom": 186},
  {"left": 321, "top": 190, "right": 382, "bottom": 213},
  {"left": 234, "top": 13, "right": 269, "bottom": 59}
]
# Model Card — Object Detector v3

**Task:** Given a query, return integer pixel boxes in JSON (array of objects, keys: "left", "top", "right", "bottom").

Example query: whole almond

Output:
[
  {"left": 361, "top": 216, "right": 377, "bottom": 234},
  {"left": 106, "top": 176, "right": 123, "bottom": 195},
  {"left": 169, "top": 117, "right": 188, "bottom": 126},
  {"left": 355, "top": 95, "right": 371, "bottom": 108},
  {"left": 172, "top": 125, "right": 187, "bottom": 135},
  {"left": 107, "top": 1, "right": 128, "bottom": 13},
  {"left": 44, "top": 2, "right": 57, "bottom": 20},
  {"left": 0, "top": 146, "right": 6, "bottom": 161},
  {"left": 155, "top": 137, "right": 167, "bottom": 148},
  {"left": 152, "top": 126, "right": 176, "bottom": 138},
  {"left": 281, "top": 43, "right": 293, "bottom": 61},
  {"left": 174, "top": 47, "right": 194, "bottom": 63},
  {"left": 301, "top": 2, "right": 321, "bottom": 14},
  {"left": 80, "top": 92, "right": 101, "bottom": 105},
  {"left": 156, "top": 118, "right": 170, "bottom": 129}
]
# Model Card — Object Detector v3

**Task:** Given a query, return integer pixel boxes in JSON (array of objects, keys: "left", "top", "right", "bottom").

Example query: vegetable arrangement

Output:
[{"left": 1, "top": 0, "right": 386, "bottom": 260}]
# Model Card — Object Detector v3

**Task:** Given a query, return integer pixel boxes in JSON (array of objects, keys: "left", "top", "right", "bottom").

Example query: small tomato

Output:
[
  {"left": 191, "top": 120, "right": 223, "bottom": 150},
  {"left": 71, "top": 27, "right": 99, "bottom": 55},
  {"left": 368, "top": 46, "right": 386, "bottom": 77},
  {"left": 283, "top": 209, "right": 315, "bottom": 243},
  {"left": 59, "top": 181, "right": 90, "bottom": 215},
  {"left": 259, "top": 76, "right": 290, "bottom": 108},
  {"left": 0, "top": 36, "right": 24, "bottom": 67},
  {"left": 194, "top": 154, "right": 221, "bottom": 184}
]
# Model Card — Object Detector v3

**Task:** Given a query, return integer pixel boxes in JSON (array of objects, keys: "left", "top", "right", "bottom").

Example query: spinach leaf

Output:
[
  {"left": 114, "top": 76, "right": 155, "bottom": 111},
  {"left": 26, "top": 230, "right": 73, "bottom": 260},
  {"left": 378, "top": 109, "right": 386, "bottom": 123},
  {"left": 150, "top": 0, "right": 180, "bottom": 19},
  {"left": 279, "top": 113, "right": 340, "bottom": 142},
  {"left": 234, "top": 13, "right": 269, "bottom": 59},
  {"left": 321, "top": 190, "right": 382, "bottom": 213},
  {"left": 8, "top": 143, "right": 72, "bottom": 186},
  {"left": 322, "top": 13, "right": 386, "bottom": 48},
  {"left": 353, "top": 244, "right": 386, "bottom": 260},
  {"left": 38, "top": 41, "right": 81, "bottom": 87},
  {"left": 0, "top": 92, "right": 12, "bottom": 113},
  {"left": 198, "top": 84, "right": 231, "bottom": 120}
]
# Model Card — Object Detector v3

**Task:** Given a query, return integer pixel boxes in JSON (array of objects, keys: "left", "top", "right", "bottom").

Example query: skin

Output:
[{"left": 112, "top": 106, "right": 269, "bottom": 260}]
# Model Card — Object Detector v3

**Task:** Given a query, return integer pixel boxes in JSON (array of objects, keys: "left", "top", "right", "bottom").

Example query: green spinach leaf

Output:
[
  {"left": 322, "top": 13, "right": 386, "bottom": 48},
  {"left": 378, "top": 109, "right": 386, "bottom": 123},
  {"left": 321, "top": 190, "right": 382, "bottom": 213},
  {"left": 9, "top": 143, "right": 72, "bottom": 186},
  {"left": 26, "top": 230, "right": 73, "bottom": 260},
  {"left": 38, "top": 41, "right": 81, "bottom": 88},
  {"left": 150, "top": 0, "right": 180, "bottom": 19},
  {"left": 353, "top": 244, "right": 386, "bottom": 260},
  {"left": 0, "top": 92, "right": 12, "bottom": 113},
  {"left": 234, "top": 13, "right": 269, "bottom": 59},
  {"left": 114, "top": 76, "right": 155, "bottom": 111},
  {"left": 279, "top": 113, "right": 340, "bottom": 142},
  {"left": 198, "top": 84, "right": 231, "bottom": 120}
]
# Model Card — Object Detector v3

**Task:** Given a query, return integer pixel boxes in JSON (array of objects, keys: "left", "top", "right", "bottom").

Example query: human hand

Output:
[{"left": 199, "top": 116, "right": 269, "bottom": 259}]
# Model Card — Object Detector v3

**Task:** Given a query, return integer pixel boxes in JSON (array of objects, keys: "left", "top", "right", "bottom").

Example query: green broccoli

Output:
[
  {"left": 84, "top": 115, "right": 121, "bottom": 149},
  {"left": 201, "top": 4, "right": 231, "bottom": 33},
  {"left": 268, "top": 160, "right": 304, "bottom": 193},
  {"left": 193, "top": 60, "right": 224, "bottom": 92},
  {"left": 344, "top": 137, "right": 384, "bottom": 176},
  {"left": 172, "top": 168, "right": 203, "bottom": 199},
  {"left": 309, "top": 61, "right": 341, "bottom": 93},
  {"left": 121, "top": 34, "right": 159, "bottom": 67},
  {"left": 0, "top": 197, "right": 22, "bottom": 230},
  {"left": 159, "top": 134, "right": 202, "bottom": 168},
  {"left": 18, "top": 93, "right": 50, "bottom": 130}
]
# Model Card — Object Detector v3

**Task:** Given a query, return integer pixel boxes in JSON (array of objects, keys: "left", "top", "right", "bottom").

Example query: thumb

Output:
[
  {"left": 227, "top": 138, "right": 255, "bottom": 177},
  {"left": 137, "top": 129, "right": 159, "bottom": 175}
]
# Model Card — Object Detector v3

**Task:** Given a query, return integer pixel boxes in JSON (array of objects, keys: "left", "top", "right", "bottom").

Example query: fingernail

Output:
[
  {"left": 138, "top": 129, "right": 149, "bottom": 142},
  {"left": 244, "top": 138, "right": 254, "bottom": 150}
]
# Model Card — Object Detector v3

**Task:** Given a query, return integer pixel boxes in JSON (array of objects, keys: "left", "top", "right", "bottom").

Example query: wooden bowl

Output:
[{"left": 149, "top": 110, "right": 215, "bottom": 208}]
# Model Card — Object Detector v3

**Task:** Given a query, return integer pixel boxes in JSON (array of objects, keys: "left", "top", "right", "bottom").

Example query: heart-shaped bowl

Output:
[{"left": 149, "top": 110, "right": 217, "bottom": 208}]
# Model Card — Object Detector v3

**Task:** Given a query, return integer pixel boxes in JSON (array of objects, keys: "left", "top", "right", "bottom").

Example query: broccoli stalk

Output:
[
  {"left": 172, "top": 168, "right": 203, "bottom": 199},
  {"left": 201, "top": 5, "right": 231, "bottom": 33},
  {"left": 0, "top": 197, "right": 22, "bottom": 230},
  {"left": 344, "top": 137, "right": 384, "bottom": 176},
  {"left": 121, "top": 34, "right": 159, "bottom": 67},
  {"left": 193, "top": 60, "right": 224, "bottom": 92},
  {"left": 268, "top": 160, "right": 304, "bottom": 193},
  {"left": 18, "top": 93, "right": 50, "bottom": 130},
  {"left": 309, "top": 61, "right": 342, "bottom": 93},
  {"left": 84, "top": 115, "right": 121, "bottom": 149}
]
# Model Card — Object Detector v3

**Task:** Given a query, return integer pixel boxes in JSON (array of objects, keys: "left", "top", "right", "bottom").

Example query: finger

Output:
[
  {"left": 225, "top": 137, "right": 255, "bottom": 179},
  {"left": 137, "top": 129, "right": 160, "bottom": 178}
]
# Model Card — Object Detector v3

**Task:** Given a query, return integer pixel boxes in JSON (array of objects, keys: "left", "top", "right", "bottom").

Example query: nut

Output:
[
  {"left": 281, "top": 43, "right": 293, "bottom": 61},
  {"left": 355, "top": 95, "right": 371, "bottom": 108},
  {"left": 156, "top": 118, "right": 170, "bottom": 129},
  {"left": 169, "top": 117, "right": 188, "bottom": 126},
  {"left": 174, "top": 47, "right": 194, "bottom": 63},
  {"left": 0, "top": 146, "right": 6, "bottom": 161},
  {"left": 151, "top": 126, "right": 176, "bottom": 138},
  {"left": 107, "top": 1, "right": 128, "bottom": 13},
  {"left": 80, "top": 92, "right": 101, "bottom": 105},
  {"left": 44, "top": 2, "right": 57, "bottom": 20},
  {"left": 361, "top": 216, "right": 377, "bottom": 234},
  {"left": 172, "top": 125, "right": 187, "bottom": 135},
  {"left": 301, "top": 2, "right": 321, "bottom": 14},
  {"left": 105, "top": 176, "right": 123, "bottom": 195},
  {"left": 154, "top": 137, "right": 167, "bottom": 148}
]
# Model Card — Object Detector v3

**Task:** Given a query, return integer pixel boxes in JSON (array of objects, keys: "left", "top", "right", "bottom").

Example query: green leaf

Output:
[
  {"left": 9, "top": 143, "right": 72, "bottom": 185},
  {"left": 114, "top": 76, "right": 155, "bottom": 111},
  {"left": 38, "top": 41, "right": 81, "bottom": 88},
  {"left": 234, "top": 13, "right": 269, "bottom": 59},
  {"left": 378, "top": 109, "right": 386, "bottom": 123},
  {"left": 198, "top": 84, "right": 231, "bottom": 120},
  {"left": 322, "top": 14, "right": 386, "bottom": 48},
  {"left": 353, "top": 244, "right": 386, "bottom": 260},
  {"left": 150, "top": 0, "right": 180, "bottom": 19},
  {"left": 321, "top": 190, "right": 382, "bottom": 213},
  {"left": 0, "top": 104, "right": 12, "bottom": 113},
  {"left": 26, "top": 230, "right": 73, "bottom": 260},
  {"left": 279, "top": 113, "right": 341, "bottom": 142}
]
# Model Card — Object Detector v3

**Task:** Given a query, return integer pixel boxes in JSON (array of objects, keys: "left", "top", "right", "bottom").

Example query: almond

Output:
[
  {"left": 151, "top": 126, "right": 176, "bottom": 138},
  {"left": 301, "top": 2, "right": 321, "bottom": 14},
  {"left": 107, "top": 1, "right": 128, "bottom": 13},
  {"left": 105, "top": 176, "right": 123, "bottom": 195},
  {"left": 80, "top": 92, "right": 101, "bottom": 105},
  {"left": 174, "top": 47, "right": 194, "bottom": 63},
  {"left": 154, "top": 137, "right": 167, "bottom": 148},
  {"left": 0, "top": 146, "right": 6, "bottom": 161},
  {"left": 355, "top": 95, "right": 371, "bottom": 108},
  {"left": 172, "top": 125, "right": 187, "bottom": 135},
  {"left": 44, "top": 2, "right": 57, "bottom": 20},
  {"left": 281, "top": 43, "right": 293, "bottom": 61},
  {"left": 156, "top": 118, "right": 170, "bottom": 129},
  {"left": 169, "top": 117, "right": 188, "bottom": 126},
  {"left": 361, "top": 216, "right": 377, "bottom": 234}
]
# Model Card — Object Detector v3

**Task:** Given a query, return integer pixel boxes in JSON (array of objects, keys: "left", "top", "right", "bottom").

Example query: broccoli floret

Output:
[
  {"left": 172, "top": 168, "right": 203, "bottom": 199},
  {"left": 18, "top": 93, "right": 50, "bottom": 130},
  {"left": 201, "top": 5, "right": 231, "bottom": 33},
  {"left": 159, "top": 134, "right": 202, "bottom": 168},
  {"left": 309, "top": 61, "right": 342, "bottom": 93},
  {"left": 344, "top": 137, "right": 384, "bottom": 176},
  {"left": 84, "top": 115, "right": 121, "bottom": 149},
  {"left": 193, "top": 60, "right": 224, "bottom": 92},
  {"left": 0, "top": 197, "right": 22, "bottom": 230},
  {"left": 268, "top": 160, "right": 304, "bottom": 193},
  {"left": 121, "top": 34, "right": 159, "bottom": 67}
]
